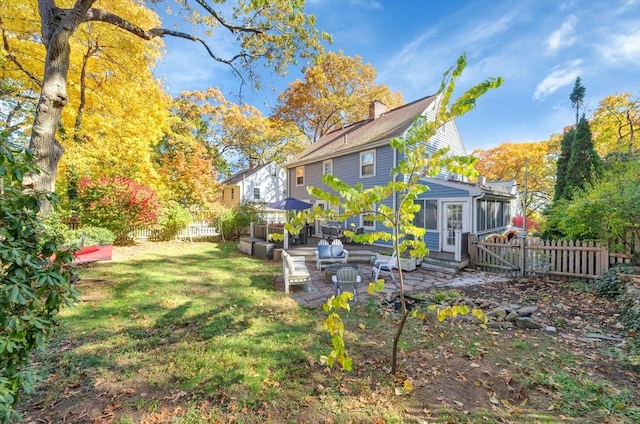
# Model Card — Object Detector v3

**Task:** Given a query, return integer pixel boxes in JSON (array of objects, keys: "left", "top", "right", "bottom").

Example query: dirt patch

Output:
[
  {"left": 389, "top": 277, "right": 639, "bottom": 418},
  {"left": 73, "top": 278, "right": 115, "bottom": 302}
]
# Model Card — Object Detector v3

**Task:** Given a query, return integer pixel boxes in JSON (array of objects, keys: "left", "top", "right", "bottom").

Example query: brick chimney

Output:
[
  {"left": 248, "top": 157, "right": 260, "bottom": 169},
  {"left": 369, "top": 100, "right": 387, "bottom": 120}
]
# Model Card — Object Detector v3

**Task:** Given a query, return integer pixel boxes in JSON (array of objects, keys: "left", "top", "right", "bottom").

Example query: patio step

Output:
[
  {"left": 278, "top": 246, "right": 375, "bottom": 265},
  {"left": 419, "top": 260, "right": 459, "bottom": 279}
]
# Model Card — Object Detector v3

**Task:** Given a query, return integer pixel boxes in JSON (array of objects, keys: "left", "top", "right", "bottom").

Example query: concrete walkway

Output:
[{"left": 274, "top": 263, "right": 510, "bottom": 308}]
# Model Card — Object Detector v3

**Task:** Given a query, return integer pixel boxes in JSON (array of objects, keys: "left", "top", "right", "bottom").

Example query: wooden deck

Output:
[{"left": 266, "top": 236, "right": 468, "bottom": 277}]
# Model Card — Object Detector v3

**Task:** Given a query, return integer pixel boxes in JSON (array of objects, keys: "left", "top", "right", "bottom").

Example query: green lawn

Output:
[{"left": 16, "top": 241, "right": 639, "bottom": 423}]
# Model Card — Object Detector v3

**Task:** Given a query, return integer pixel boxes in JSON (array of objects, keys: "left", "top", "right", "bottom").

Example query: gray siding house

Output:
[{"left": 285, "top": 95, "right": 516, "bottom": 260}]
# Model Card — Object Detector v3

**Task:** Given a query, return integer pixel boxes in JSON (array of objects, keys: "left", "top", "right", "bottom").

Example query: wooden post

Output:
[
  {"left": 519, "top": 236, "right": 525, "bottom": 278},
  {"left": 455, "top": 230, "right": 462, "bottom": 262},
  {"left": 600, "top": 242, "right": 609, "bottom": 275},
  {"left": 468, "top": 234, "right": 477, "bottom": 268}
]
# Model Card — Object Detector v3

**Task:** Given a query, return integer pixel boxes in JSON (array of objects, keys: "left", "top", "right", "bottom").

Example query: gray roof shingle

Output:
[{"left": 288, "top": 94, "right": 437, "bottom": 166}]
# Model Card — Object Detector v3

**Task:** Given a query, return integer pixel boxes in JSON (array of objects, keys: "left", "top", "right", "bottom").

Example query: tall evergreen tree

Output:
[
  {"left": 563, "top": 115, "right": 602, "bottom": 199},
  {"left": 553, "top": 127, "right": 574, "bottom": 201},
  {"left": 570, "top": 77, "right": 586, "bottom": 125}
]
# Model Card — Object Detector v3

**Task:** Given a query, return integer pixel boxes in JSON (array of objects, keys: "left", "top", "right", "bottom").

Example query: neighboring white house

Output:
[{"left": 220, "top": 161, "right": 286, "bottom": 208}]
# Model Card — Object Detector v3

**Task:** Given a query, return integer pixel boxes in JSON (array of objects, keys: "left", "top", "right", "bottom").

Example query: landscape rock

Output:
[
  {"left": 515, "top": 317, "right": 544, "bottom": 330},
  {"left": 505, "top": 311, "right": 519, "bottom": 322},
  {"left": 486, "top": 307, "right": 507, "bottom": 319},
  {"left": 486, "top": 320, "right": 502, "bottom": 329},
  {"left": 516, "top": 305, "right": 538, "bottom": 317}
]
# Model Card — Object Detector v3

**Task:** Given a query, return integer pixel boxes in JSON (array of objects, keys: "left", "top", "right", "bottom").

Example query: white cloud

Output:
[
  {"left": 546, "top": 15, "right": 578, "bottom": 55},
  {"left": 533, "top": 60, "right": 582, "bottom": 101},
  {"left": 598, "top": 26, "right": 640, "bottom": 66}
]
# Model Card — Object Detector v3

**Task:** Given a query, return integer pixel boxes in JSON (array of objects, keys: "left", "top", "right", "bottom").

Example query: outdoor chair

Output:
[
  {"left": 315, "top": 239, "right": 349, "bottom": 270},
  {"left": 328, "top": 226, "right": 344, "bottom": 241},
  {"left": 321, "top": 225, "right": 332, "bottom": 240},
  {"left": 282, "top": 250, "right": 311, "bottom": 293},
  {"left": 331, "top": 266, "right": 361, "bottom": 301},
  {"left": 372, "top": 254, "right": 397, "bottom": 281}
]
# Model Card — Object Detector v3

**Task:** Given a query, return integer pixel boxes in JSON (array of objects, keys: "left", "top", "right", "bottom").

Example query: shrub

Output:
[
  {"left": 66, "top": 226, "right": 115, "bottom": 246},
  {"left": 43, "top": 214, "right": 115, "bottom": 247},
  {"left": 154, "top": 202, "right": 193, "bottom": 241},
  {"left": 590, "top": 264, "right": 634, "bottom": 299},
  {"left": 1, "top": 138, "right": 77, "bottom": 420},
  {"left": 76, "top": 176, "right": 160, "bottom": 244},
  {"left": 219, "top": 203, "right": 264, "bottom": 240}
]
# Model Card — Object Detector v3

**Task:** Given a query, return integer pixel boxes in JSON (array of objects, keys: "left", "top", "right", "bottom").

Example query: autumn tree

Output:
[
  {"left": 591, "top": 92, "right": 640, "bottom": 158},
  {"left": 273, "top": 50, "right": 404, "bottom": 143},
  {"left": 169, "top": 88, "right": 308, "bottom": 177},
  {"left": 3, "top": 0, "right": 326, "bottom": 214},
  {"left": 201, "top": 89, "right": 308, "bottom": 173},
  {"left": 472, "top": 140, "right": 557, "bottom": 217}
]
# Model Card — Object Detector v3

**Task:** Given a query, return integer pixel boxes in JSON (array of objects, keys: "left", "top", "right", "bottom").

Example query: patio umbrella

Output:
[
  {"left": 267, "top": 197, "right": 313, "bottom": 248},
  {"left": 268, "top": 197, "right": 313, "bottom": 211}
]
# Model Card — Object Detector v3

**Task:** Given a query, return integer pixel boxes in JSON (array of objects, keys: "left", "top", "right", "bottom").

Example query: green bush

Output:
[
  {"left": 590, "top": 264, "right": 634, "bottom": 299},
  {"left": 43, "top": 214, "right": 115, "bottom": 247},
  {"left": 220, "top": 203, "right": 264, "bottom": 240},
  {"left": 66, "top": 226, "right": 115, "bottom": 246},
  {"left": 1, "top": 137, "right": 77, "bottom": 421},
  {"left": 154, "top": 202, "right": 193, "bottom": 241}
]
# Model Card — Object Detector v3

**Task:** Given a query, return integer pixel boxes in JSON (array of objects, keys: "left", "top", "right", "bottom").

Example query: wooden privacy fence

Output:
[{"left": 469, "top": 232, "right": 638, "bottom": 280}]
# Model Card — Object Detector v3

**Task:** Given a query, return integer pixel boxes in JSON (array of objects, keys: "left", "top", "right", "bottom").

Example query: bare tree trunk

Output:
[{"left": 28, "top": 0, "right": 96, "bottom": 214}]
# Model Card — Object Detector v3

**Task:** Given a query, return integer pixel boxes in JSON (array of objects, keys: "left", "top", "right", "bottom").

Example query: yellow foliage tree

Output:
[
  {"left": 179, "top": 88, "right": 308, "bottom": 174},
  {"left": 2, "top": 0, "right": 326, "bottom": 214},
  {"left": 472, "top": 140, "right": 558, "bottom": 218},
  {"left": 274, "top": 50, "right": 404, "bottom": 143},
  {"left": 2, "top": 0, "right": 171, "bottom": 204},
  {"left": 590, "top": 93, "right": 639, "bottom": 157},
  {"left": 154, "top": 95, "right": 224, "bottom": 207}
]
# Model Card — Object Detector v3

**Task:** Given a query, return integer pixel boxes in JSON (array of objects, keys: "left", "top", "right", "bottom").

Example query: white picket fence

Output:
[{"left": 132, "top": 221, "right": 219, "bottom": 242}]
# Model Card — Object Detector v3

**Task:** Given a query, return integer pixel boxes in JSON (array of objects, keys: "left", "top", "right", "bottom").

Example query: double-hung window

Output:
[
  {"left": 253, "top": 187, "right": 260, "bottom": 200},
  {"left": 361, "top": 203, "right": 376, "bottom": 230},
  {"left": 296, "top": 166, "right": 305, "bottom": 186},
  {"left": 360, "top": 150, "right": 375, "bottom": 177},
  {"left": 322, "top": 159, "right": 333, "bottom": 176},
  {"left": 414, "top": 199, "right": 438, "bottom": 231}
]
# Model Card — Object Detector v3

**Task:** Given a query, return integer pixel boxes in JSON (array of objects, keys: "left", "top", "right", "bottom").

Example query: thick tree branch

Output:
[
  {"left": 193, "top": 0, "right": 263, "bottom": 34},
  {"left": 83, "top": 8, "right": 258, "bottom": 82}
]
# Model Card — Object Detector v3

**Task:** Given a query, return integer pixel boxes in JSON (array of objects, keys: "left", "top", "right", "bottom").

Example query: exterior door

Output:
[
  {"left": 442, "top": 202, "right": 464, "bottom": 252},
  {"left": 314, "top": 201, "right": 327, "bottom": 235}
]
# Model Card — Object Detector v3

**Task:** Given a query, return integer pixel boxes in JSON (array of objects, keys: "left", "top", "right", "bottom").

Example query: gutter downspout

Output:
[
  {"left": 468, "top": 191, "right": 487, "bottom": 259},
  {"left": 393, "top": 146, "right": 398, "bottom": 236}
]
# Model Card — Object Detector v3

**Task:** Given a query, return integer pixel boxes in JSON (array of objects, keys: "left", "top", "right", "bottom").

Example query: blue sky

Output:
[{"left": 154, "top": 0, "right": 640, "bottom": 151}]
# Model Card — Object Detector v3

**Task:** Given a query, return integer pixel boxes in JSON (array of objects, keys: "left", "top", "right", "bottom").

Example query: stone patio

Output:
[{"left": 273, "top": 262, "right": 495, "bottom": 308}]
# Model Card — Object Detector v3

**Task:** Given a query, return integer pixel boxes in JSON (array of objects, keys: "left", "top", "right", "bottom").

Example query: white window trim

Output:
[
  {"left": 295, "top": 166, "right": 305, "bottom": 186},
  {"left": 360, "top": 204, "right": 376, "bottom": 230},
  {"left": 360, "top": 149, "right": 376, "bottom": 178},
  {"left": 253, "top": 187, "right": 260, "bottom": 200},
  {"left": 322, "top": 159, "right": 333, "bottom": 175}
]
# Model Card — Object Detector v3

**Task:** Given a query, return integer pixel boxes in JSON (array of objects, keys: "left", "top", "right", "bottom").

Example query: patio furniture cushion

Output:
[
  {"left": 318, "top": 244, "right": 332, "bottom": 259},
  {"left": 315, "top": 239, "right": 349, "bottom": 270}
]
